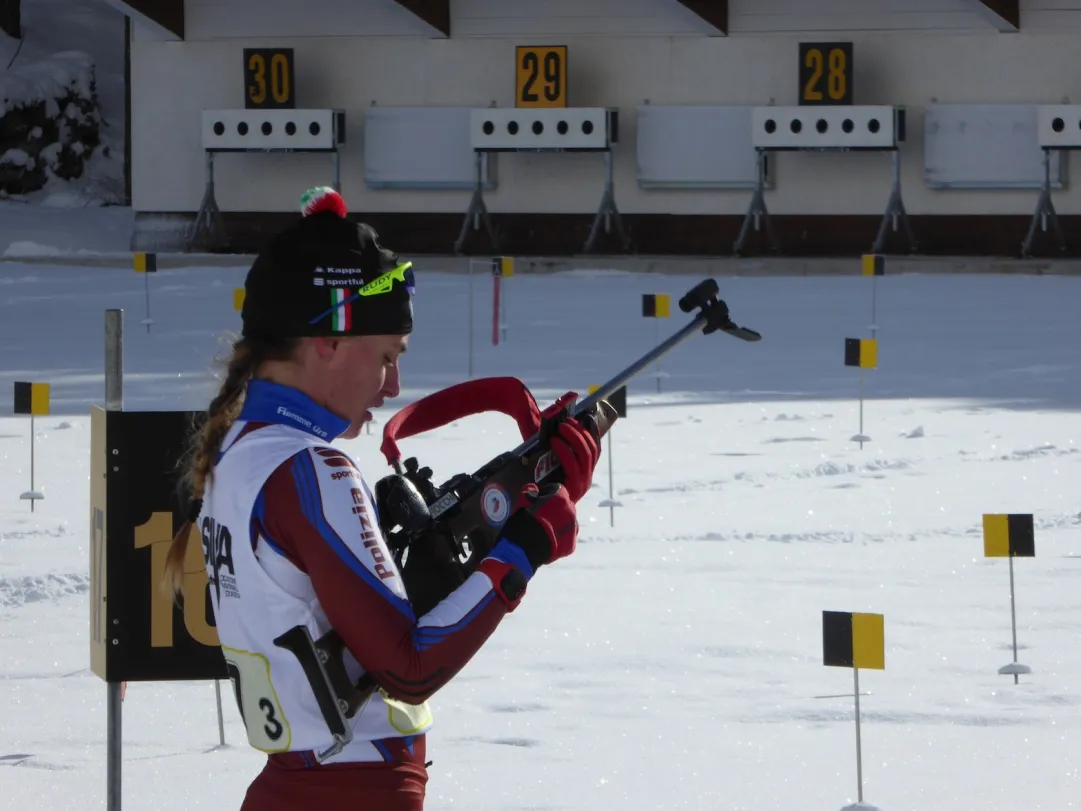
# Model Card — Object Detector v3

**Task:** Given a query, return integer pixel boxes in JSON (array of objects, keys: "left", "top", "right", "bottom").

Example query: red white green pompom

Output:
[{"left": 299, "top": 186, "right": 347, "bottom": 218}]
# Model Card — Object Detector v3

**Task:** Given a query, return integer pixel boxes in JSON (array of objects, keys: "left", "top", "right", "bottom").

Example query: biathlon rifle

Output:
[{"left": 372, "top": 278, "right": 762, "bottom": 615}]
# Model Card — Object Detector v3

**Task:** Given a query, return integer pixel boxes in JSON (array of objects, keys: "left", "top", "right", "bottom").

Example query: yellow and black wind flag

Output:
[
  {"left": 13, "top": 382, "right": 50, "bottom": 416},
  {"left": 587, "top": 384, "right": 627, "bottom": 418},
  {"left": 844, "top": 338, "right": 877, "bottom": 369},
  {"left": 133, "top": 252, "right": 157, "bottom": 273},
  {"left": 982, "top": 513, "right": 1035, "bottom": 558},
  {"left": 641, "top": 294, "right": 670, "bottom": 318},
  {"left": 861, "top": 254, "right": 884, "bottom": 277},
  {"left": 823, "top": 610, "right": 885, "bottom": 670}
]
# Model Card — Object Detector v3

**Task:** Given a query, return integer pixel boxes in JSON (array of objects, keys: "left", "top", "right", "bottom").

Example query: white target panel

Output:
[
  {"left": 1037, "top": 105, "right": 1081, "bottom": 149},
  {"left": 751, "top": 105, "right": 905, "bottom": 151},
  {"left": 470, "top": 107, "right": 617, "bottom": 152},
  {"left": 201, "top": 109, "right": 346, "bottom": 152}
]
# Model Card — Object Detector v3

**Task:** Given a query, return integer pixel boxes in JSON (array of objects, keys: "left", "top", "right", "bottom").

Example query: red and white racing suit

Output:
[{"left": 201, "top": 379, "right": 535, "bottom": 810}]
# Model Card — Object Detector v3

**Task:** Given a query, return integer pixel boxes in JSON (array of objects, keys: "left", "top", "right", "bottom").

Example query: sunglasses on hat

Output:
[{"left": 306, "top": 262, "right": 416, "bottom": 328}]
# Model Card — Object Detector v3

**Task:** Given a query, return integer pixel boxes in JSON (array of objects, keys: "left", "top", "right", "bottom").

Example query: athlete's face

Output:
[{"left": 313, "top": 334, "right": 408, "bottom": 439}]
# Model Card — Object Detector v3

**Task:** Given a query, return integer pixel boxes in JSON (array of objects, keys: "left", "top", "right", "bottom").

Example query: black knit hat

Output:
[{"left": 240, "top": 187, "right": 415, "bottom": 340}]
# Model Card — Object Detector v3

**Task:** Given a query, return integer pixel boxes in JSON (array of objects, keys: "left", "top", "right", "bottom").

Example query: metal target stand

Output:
[
  {"left": 1018, "top": 104, "right": 1081, "bottom": 257},
  {"left": 457, "top": 151, "right": 501, "bottom": 254},
  {"left": 735, "top": 105, "right": 917, "bottom": 256},
  {"left": 1021, "top": 148, "right": 1067, "bottom": 258},
  {"left": 188, "top": 109, "right": 347, "bottom": 252},
  {"left": 456, "top": 107, "right": 631, "bottom": 255}
]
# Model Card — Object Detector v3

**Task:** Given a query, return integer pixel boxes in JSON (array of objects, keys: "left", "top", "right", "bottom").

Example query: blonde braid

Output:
[{"left": 162, "top": 335, "right": 295, "bottom": 596}]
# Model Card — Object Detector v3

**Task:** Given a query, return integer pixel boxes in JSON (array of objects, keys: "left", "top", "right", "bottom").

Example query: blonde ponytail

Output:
[{"left": 162, "top": 334, "right": 297, "bottom": 596}]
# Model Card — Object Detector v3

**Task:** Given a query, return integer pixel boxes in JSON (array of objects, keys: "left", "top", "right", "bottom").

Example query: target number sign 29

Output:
[
  {"left": 244, "top": 48, "right": 295, "bottom": 109},
  {"left": 516, "top": 45, "right": 568, "bottom": 108},
  {"left": 798, "top": 42, "right": 853, "bottom": 106}
]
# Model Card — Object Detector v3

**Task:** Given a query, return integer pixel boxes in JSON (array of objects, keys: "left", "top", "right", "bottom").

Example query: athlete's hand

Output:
[
  {"left": 500, "top": 483, "right": 579, "bottom": 569},
  {"left": 537, "top": 393, "right": 601, "bottom": 502}
]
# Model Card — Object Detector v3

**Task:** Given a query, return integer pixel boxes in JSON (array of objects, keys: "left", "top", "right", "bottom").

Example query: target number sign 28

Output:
[
  {"left": 244, "top": 48, "right": 295, "bottom": 109},
  {"left": 516, "top": 45, "right": 568, "bottom": 108},
  {"left": 798, "top": 42, "right": 853, "bottom": 106}
]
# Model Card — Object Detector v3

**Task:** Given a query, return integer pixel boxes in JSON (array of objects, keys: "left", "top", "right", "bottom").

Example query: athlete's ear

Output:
[{"left": 311, "top": 336, "right": 342, "bottom": 359}]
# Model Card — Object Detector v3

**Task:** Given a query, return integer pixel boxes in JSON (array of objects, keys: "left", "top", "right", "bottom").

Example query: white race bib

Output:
[{"left": 223, "top": 645, "right": 293, "bottom": 753}]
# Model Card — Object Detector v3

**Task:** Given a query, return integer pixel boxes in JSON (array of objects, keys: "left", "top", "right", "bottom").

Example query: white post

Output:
[
  {"left": 500, "top": 268, "right": 508, "bottom": 343},
  {"left": 870, "top": 276, "right": 878, "bottom": 335},
  {"left": 597, "top": 429, "right": 622, "bottom": 524},
  {"left": 996, "top": 543, "right": 1032, "bottom": 682},
  {"left": 654, "top": 317, "right": 663, "bottom": 393},
  {"left": 853, "top": 667, "right": 864, "bottom": 804},
  {"left": 105, "top": 309, "right": 123, "bottom": 811},
  {"left": 20, "top": 408, "right": 45, "bottom": 510},
  {"left": 142, "top": 273, "right": 152, "bottom": 333},
  {"left": 607, "top": 433, "right": 614, "bottom": 527},
  {"left": 1009, "top": 555, "right": 1019, "bottom": 685},
  {"left": 858, "top": 370, "right": 865, "bottom": 450},
  {"left": 851, "top": 367, "right": 871, "bottom": 447},
  {"left": 215, "top": 679, "right": 226, "bottom": 746},
  {"left": 491, "top": 271, "right": 501, "bottom": 347},
  {"left": 29, "top": 415, "right": 35, "bottom": 512},
  {"left": 467, "top": 260, "right": 475, "bottom": 378}
]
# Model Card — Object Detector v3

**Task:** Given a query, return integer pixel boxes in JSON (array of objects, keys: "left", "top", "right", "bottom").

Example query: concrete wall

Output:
[{"left": 130, "top": 0, "right": 1081, "bottom": 219}]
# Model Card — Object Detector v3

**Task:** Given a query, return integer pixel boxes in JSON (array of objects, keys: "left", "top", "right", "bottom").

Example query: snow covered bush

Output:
[{"left": 0, "top": 50, "right": 102, "bottom": 195}]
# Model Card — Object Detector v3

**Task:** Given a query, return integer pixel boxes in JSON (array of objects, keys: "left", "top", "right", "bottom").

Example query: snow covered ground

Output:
[{"left": 1, "top": 263, "right": 1080, "bottom": 810}]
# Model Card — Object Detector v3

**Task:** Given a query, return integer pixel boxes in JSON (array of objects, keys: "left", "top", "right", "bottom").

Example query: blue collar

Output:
[{"left": 238, "top": 379, "right": 350, "bottom": 441}]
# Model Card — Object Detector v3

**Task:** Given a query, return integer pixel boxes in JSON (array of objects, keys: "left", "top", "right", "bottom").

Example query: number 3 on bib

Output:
[{"left": 223, "top": 646, "right": 293, "bottom": 752}]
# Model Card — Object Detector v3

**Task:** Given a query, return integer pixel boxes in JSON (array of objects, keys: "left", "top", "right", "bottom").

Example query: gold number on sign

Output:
[
  {"left": 248, "top": 52, "right": 291, "bottom": 107},
  {"left": 516, "top": 46, "right": 566, "bottom": 108},
  {"left": 134, "top": 511, "right": 218, "bottom": 649},
  {"left": 248, "top": 52, "right": 267, "bottom": 106},
  {"left": 827, "top": 48, "right": 847, "bottom": 101},
  {"left": 520, "top": 50, "right": 561, "bottom": 104},
  {"left": 803, "top": 47, "right": 847, "bottom": 103},
  {"left": 803, "top": 48, "right": 824, "bottom": 102},
  {"left": 270, "top": 52, "right": 290, "bottom": 104}
]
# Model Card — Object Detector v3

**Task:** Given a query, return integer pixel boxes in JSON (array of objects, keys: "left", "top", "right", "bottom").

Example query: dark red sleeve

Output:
[{"left": 252, "top": 449, "right": 512, "bottom": 704}]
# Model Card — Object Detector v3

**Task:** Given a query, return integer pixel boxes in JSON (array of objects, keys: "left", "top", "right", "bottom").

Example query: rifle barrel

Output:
[{"left": 506, "top": 309, "right": 709, "bottom": 459}]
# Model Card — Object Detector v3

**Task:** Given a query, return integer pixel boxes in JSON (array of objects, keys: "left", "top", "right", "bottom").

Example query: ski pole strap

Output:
[{"left": 380, "top": 376, "right": 542, "bottom": 466}]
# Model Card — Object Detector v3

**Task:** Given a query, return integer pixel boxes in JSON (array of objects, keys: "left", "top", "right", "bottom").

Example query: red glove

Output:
[
  {"left": 499, "top": 482, "right": 579, "bottom": 569},
  {"left": 537, "top": 393, "right": 601, "bottom": 502}
]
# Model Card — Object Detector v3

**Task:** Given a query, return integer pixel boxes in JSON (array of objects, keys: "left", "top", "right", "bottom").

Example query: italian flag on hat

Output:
[{"left": 330, "top": 288, "right": 353, "bottom": 332}]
